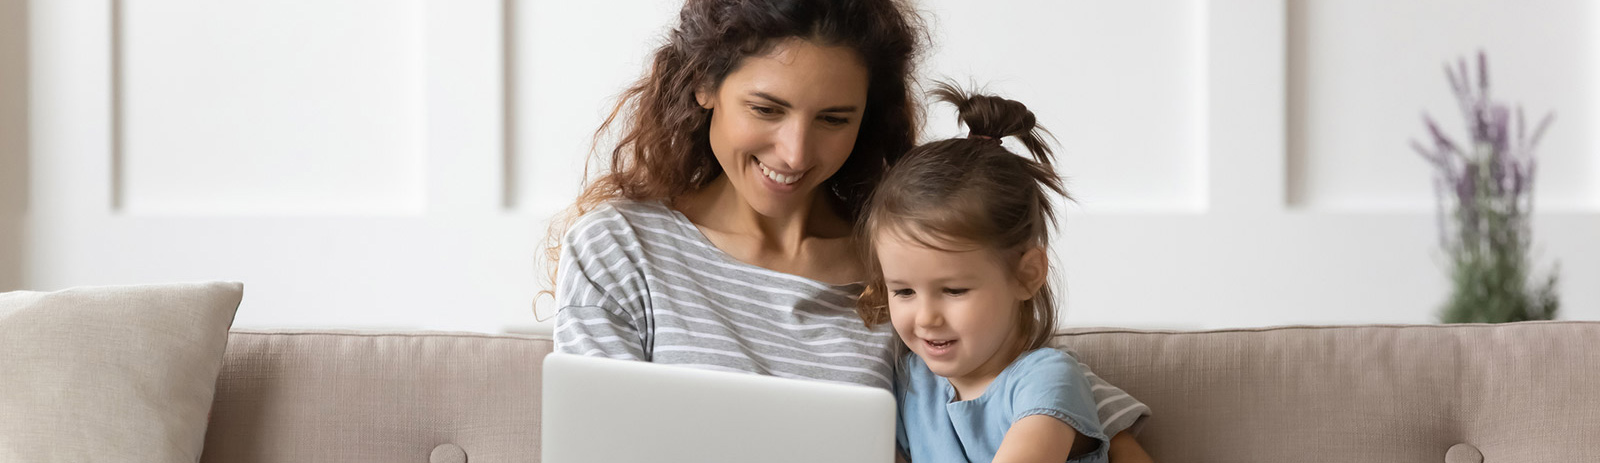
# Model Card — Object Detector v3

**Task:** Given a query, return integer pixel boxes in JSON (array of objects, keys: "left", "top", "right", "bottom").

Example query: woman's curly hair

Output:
[{"left": 538, "top": 0, "right": 927, "bottom": 309}]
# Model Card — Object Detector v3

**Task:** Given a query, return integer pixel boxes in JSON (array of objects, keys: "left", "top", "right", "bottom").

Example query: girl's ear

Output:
[{"left": 1013, "top": 247, "right": 1048, "bottom": 300}]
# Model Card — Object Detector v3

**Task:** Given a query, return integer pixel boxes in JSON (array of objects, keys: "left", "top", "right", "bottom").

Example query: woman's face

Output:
[{"left": 696, "top": 38, "right": 869, "bottom": 219}]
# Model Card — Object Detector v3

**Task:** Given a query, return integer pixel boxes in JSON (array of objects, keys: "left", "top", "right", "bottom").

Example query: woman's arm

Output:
[
  {"left": 551, "top": 207, "right": 650, "bottom": 359},
  {"left": 991, "top": 415, "right": 1097, "bottom": 463},
  {"left": 1056, "top": 348, "right": 1150, "bottom": 446},
  {"left": 1074, "top": 361, "right": 1152, "bottom": 438},
  {"left": 1107, "top": 431, "right": 1155, "bottom": 463}
]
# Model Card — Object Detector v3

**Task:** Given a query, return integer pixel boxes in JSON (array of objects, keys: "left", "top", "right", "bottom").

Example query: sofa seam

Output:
[
  {"left": 1054, "top": 320, "right": 1599, "bottom": 338},
  {"left": 228, "top": 329, "right": 554, "bottom": 342}
]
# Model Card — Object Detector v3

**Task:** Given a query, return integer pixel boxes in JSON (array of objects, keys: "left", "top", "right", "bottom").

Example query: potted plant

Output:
[{"left": 1410, "top": 51, "right": 1560, "bottom": 323}]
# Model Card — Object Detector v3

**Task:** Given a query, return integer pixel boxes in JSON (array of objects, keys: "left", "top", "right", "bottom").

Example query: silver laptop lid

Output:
[{"left": 541, "top": 353, "right": 896, "bottom": 463}]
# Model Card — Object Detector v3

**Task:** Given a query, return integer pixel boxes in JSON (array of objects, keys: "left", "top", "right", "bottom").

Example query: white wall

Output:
[{"left": 7, "top": 0, "right": 1597, "bottom": 333}]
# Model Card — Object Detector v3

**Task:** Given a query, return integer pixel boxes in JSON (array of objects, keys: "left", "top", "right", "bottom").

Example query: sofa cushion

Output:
[{"left": 0, "top": 282, "right": 244, "bottom": 462}]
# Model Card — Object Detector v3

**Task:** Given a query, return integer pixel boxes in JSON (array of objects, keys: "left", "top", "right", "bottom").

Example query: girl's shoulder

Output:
[
  {"left": 1007, "top": 347, "right": 1086, "bottom": 378},
  {"left": 898, "top": 352, "right": 943, "bottom": 385},
  {"left": 899, "top": 350, "right": 923, "bottom": 371}
]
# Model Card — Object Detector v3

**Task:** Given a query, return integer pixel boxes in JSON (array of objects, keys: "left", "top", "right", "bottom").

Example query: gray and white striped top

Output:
[{"left": 553, "top": 200, "right": 1150, "bottom": 435}]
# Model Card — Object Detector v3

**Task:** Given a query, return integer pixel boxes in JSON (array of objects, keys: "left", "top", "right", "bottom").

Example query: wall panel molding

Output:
[
  {"left": 1284, "top": 0, "right": 1599, "bottom": 213},
  {"left": 113, "top": 0, "right": 428, "bottom": 216}
]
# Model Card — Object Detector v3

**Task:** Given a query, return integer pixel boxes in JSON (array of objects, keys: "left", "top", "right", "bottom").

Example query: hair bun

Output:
[{"left": 929, "top": 81, "right": 1054, "bottom": 166}]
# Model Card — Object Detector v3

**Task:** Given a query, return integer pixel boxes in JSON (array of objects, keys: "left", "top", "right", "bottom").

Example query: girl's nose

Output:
[{"left": 914, "top": 302, "right": 943, "bottom": 329}]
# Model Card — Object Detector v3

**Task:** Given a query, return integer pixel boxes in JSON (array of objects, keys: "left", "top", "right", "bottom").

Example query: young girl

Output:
[{"left": 858, "top": 84, "right": 1111, "bottom": 463}]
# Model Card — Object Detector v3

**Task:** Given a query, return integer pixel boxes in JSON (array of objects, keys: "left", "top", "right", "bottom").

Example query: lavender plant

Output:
[{"left": 1411, "top": 51, "right": 1559, "bottom": 323}]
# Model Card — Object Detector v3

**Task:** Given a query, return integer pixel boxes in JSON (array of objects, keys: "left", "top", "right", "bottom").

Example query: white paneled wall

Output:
[
  {"left": 920, "top": 1, "right": 1209, "bottom": 213},
  {"left": 1287, "top": 0, "right": 1599, "bottom": 212},
  {"left": 10, "top": 0, "right": 1598, "bottom": 333},
  {"left": 119, "top": 0, "right": 426, "bottom": 215},
  {"left": 510, "top": 0, "right": 679, "bottom": 213}
]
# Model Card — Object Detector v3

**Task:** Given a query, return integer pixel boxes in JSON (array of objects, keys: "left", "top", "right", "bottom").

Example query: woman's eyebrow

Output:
[{"left": 749, "top": 91, "right": 859, "bottom": 113}]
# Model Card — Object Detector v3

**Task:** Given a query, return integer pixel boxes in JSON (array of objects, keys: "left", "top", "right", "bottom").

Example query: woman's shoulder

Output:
[
  {"left": 566, "top": 200, "right": 679, "bottom": 241},
  {"left": 602, "top": 198, "right": 677, "bottom": 219},
  {"left": 572, "top": 198, "right": 664, "bottom": 222}
]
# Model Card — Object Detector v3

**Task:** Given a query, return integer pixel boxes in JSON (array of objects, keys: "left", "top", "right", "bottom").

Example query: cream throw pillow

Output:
[{"left": 0, "top": 282, "right": 243, "bottom": 462}]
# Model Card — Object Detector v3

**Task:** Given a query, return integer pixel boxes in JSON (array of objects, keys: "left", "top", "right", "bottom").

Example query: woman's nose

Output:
[{"left": 772, "top": 119, "right": 812, "bottom": 169}]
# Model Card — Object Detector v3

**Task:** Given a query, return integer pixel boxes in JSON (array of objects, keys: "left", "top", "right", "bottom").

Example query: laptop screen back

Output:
[{"left": 540, "top": 353, "right": 897, "bottom": 463}]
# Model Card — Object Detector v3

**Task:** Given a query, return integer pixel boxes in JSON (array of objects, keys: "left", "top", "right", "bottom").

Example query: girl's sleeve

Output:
[
  {"left": 1009, "top": 351, "right": 1112, "bottom": 462},
  {"left": 552, "top": 208, "right": 651, "bottom": 360}
]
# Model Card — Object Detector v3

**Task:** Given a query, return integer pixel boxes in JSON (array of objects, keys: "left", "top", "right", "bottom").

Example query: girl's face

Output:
[
  {"left": 876, "top": 231, "right": 1045, "bottom": 387},
  {"left": 695, "top": 38, "right": 869, "bottom": 218}
]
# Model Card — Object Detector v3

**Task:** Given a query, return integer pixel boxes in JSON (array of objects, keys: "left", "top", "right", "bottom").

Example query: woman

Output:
[{"left": 546, "top": 0, "right": 1154, "bottom": 460}]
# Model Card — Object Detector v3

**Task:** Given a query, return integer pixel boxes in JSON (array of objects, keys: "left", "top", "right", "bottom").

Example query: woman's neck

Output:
[
  {"left": 677, "top": 175, "right": 847, "bottom": 255},
  {"left": 672, "top": 174, "right": 862, "bottom": 285}
]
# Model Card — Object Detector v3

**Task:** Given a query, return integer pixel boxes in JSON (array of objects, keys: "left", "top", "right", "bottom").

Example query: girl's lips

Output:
[{"left": 922, "top": 338, "right": 957, "bottom": 358}]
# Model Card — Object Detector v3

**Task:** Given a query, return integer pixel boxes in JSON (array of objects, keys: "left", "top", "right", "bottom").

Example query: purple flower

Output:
[{"left": 1412, "top": 50, "right": 1561, "bottom": 323}]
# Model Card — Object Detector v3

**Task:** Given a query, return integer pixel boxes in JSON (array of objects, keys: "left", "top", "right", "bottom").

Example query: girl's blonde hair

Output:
[{"left": 856, "top": 82, "right": 1068, "bottom": 352}]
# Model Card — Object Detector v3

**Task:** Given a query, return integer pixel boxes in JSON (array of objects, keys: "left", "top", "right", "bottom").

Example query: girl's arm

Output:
[
  {"left": 991, "top": 415, "right": 1097, "bottom": 463},
  {"left": 1108, "top": 431, "right": 1155, "bottom": 463}
]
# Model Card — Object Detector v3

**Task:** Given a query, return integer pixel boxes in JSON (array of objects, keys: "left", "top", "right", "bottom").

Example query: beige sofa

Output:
[{"left": 197, "top": 322, "right": 1600, "bottom": 463}]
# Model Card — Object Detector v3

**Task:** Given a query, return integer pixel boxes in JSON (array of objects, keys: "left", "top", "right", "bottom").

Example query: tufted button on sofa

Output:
[{"left": 1445, "top": 443, "right": 1482, "bottom": 463}]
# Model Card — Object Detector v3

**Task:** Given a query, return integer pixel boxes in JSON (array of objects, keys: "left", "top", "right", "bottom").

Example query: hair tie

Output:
[{"left": 968, "top": 134, "right": 1002, "bottom": 144}]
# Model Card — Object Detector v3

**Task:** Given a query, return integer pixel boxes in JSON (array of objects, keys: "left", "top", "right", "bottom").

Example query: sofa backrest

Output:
[
  {"left": 202, "top": 322, "right": 1600, "bottom": 462},
  {"left": 201, "top": 330, "right": 553, "bottom": 463},
  {"left": 1051, "top": 321, "right": 1600, "bottom": 462}
]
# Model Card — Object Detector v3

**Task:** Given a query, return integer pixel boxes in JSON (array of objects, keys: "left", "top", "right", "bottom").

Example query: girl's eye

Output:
[
  {"left": 749, "top": 105, "right": 779, "bottom": 116},
  {"left": 890, "top": 288, "right": 915, "bottom": 298},
  {"left": 820, "top": 115, "right": 850, "bottom": 126},
  {"left": 943, "top": 288, "right": 969, "bottom": 296}
]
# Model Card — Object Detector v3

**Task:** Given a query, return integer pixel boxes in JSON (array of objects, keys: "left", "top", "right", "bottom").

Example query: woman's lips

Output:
[{"left": 753, "top": 157, "right": 804, "bottom": 193}]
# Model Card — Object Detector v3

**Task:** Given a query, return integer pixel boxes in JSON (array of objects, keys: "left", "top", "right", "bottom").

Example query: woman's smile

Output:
[{"left": 756, "top": 157, "right": 805, "bottom": 186}]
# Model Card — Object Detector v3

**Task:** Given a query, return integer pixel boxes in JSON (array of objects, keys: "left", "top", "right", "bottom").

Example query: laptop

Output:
[{"left": 540, "top": 353, "right": 897, "bottom": 463}]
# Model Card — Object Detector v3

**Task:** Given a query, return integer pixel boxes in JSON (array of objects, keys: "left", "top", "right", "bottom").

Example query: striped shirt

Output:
[{"left": 553, "top": 200, "right": 1150, "bottom": 435}]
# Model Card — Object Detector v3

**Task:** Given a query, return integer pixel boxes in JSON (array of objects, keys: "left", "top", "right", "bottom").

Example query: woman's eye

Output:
[
  {"left": 890, "top": 288, "right": 914, "bottom": 298},
  {"left": 820, "top": 115, "right": 850, "bottom": 126},
  {"left": 943, "top": 288, "right": 969, "bottom": 296},
  {"left": 749, "top": 105, "right": 778, "bottom": 116}
]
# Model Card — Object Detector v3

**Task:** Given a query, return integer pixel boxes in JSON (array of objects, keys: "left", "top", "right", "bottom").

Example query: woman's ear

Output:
[
  {"left": 695, "top": 87, "right": 714, "bottom": 110},
  {"left": 1013, "top": 247, "right": 1048, "bottom": 300}
]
